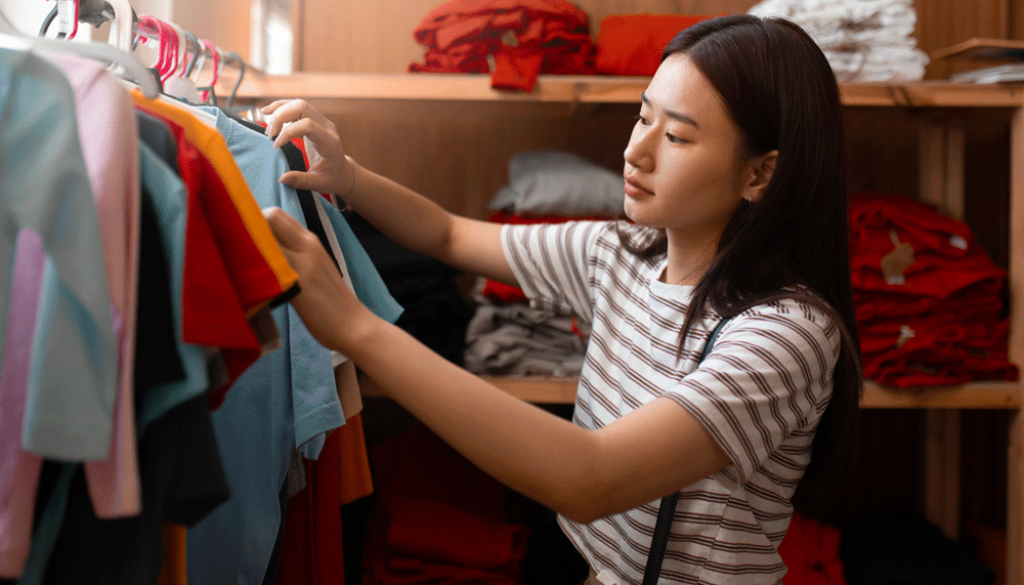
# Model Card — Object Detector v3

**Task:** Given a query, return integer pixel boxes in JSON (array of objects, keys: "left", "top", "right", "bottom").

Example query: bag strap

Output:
[{"left": 641, "top": 315, "right": 732, "bottom": 585}]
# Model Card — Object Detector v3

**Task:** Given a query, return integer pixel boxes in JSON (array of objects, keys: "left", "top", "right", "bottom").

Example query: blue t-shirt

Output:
[{"left": 187, "top": 106, "right": 401, "bottom": 585}]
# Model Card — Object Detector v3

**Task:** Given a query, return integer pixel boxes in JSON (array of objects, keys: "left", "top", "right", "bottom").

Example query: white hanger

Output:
[
  {"left": 105, "top": 0, "right": 134, "bottom": 52},
  {"left": 0, "top": 7, "right": 157, "bottom": 98},
  {"left": 0, "top": 8, "right": 17, "bottom": 34}
]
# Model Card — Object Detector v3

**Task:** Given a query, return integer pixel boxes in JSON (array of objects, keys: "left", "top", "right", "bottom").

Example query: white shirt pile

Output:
[{"left": 748, "top": 0, "right": 929, "bottom": 82}]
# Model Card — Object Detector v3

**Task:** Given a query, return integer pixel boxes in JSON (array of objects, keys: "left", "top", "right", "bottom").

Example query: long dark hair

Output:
[{"left": 622, "top": 14, "right": 862, "bottom": 485}]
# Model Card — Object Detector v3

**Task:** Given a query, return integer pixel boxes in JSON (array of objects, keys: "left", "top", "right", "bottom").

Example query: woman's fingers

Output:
[
  {"left": 263, "top": 99, "right": 331, "bottom": 139},
  {"left": 262, "top": 206, "right": 312, "bottom": 252},
  {"left": 271, "top": 117, "right": 336, "bottom": 151}
]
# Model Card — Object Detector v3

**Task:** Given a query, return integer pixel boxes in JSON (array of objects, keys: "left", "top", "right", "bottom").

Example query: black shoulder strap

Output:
[{"left": 641, "top": 315, "right": 732, "bottom": 585}]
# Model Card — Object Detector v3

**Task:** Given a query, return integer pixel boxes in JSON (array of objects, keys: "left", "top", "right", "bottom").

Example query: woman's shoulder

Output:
[{"left": 720, "top": 294, "right": 842, "bottom": 358}]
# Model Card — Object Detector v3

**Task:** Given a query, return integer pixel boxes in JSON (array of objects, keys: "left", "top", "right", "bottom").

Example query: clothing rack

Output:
[{"left": 42, "top": 0, "right": 249, "bottom": 106}]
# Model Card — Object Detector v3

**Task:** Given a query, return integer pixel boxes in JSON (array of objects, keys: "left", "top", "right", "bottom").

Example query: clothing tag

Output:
[
  {"left": 500, "top": 29, "right": 519, "bottom": 47},
  {"left": 881, "top": 229, "right": 914, "bottom": 286},
  {"left": 896, "top": 324, "right": 916, "bottom": 348},
  {"left": 949, "top": 234, "right": 968, "bottom": 250},
  {"left": 595, "top": 570, "right": 618, "bottom": 585},
  {"left": 56, "top": 0, "right": 76, "bottom": 36}
]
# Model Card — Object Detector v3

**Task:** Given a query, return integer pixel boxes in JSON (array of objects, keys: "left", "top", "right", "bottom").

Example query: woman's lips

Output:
[{"left": 624, "top": 176, "right": 653, "bottom": 198}]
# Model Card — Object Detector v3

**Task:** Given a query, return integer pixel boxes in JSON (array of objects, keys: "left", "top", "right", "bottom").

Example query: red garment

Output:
[
  {"left": 595, "top": 14, "right": 717, "bottom": 76},
  {"left": 363, "top": 424, "right": 530, "bottom": 585},
  {"left": 278, "top": 429, "right": 346, "bottom": 585},
  {"left": 860, "top": 317, "right": 1016, "bottom": 388},
  {"left": 135, "top": 106, "right": 262, "bottom": 406},
  {"left": 409, "top": 0, "right": 597, "bottom": 91},
  {"left": 852, "top": 284, "right": 1003, "bottom": 324},
  {"left": 482, "top": 210, "right": 611, "bottom": 303},
  {"left": 777, "top": 512, "right": 846, "bottom": 585},
  {"left": 849, "top": 192, "right": 1006, "bottom": 299}
]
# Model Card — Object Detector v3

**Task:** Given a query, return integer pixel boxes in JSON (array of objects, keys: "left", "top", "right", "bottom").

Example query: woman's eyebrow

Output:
[{"left": 641, "top": 92, "right": 701, "bottom": 129}]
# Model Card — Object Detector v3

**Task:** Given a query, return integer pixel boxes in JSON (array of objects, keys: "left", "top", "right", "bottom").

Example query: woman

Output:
[{"left": 260, "top": 14, "right": 861, "bottom": 585}]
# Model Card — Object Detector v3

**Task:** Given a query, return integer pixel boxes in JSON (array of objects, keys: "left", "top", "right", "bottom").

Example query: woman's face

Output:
[{"left": 622, "top": 54, "right": 753, "bottom": 243}]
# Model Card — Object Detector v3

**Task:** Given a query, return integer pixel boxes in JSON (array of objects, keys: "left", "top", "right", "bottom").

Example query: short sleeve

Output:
[
  {"left": 500, "top": 221, "right": 608, "bottom": 322},
  {"left": 663, "top": 302, "right": 841, "bottom": 487}
]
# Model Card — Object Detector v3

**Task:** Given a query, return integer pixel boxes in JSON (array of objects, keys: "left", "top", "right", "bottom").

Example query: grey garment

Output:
[
  {"left": 286, "top": 450, "right": 307, "bottom": 499},
  {"left": 488, "top": 150, "right": 625, "bottom": 217},
  {"left": 464, "top": 300, "right": 589, "bottom": 377}
]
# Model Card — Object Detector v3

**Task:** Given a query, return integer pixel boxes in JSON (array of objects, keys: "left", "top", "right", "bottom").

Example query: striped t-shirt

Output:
[{"left": 501, "top": 221, "right": 840, "bottom": 585}]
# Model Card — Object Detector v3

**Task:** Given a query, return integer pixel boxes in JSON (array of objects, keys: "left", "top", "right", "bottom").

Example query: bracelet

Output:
[{"left": 339, "top": 155, "right": 357, "bottom": 212}]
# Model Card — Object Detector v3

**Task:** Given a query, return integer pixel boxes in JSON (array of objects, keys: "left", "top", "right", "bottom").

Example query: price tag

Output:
[{"left": 56, "top": 0, "right": 76, "bottom": 37}]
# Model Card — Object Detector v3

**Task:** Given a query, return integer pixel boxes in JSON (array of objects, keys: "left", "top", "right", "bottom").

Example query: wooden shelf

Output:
[
  {"left": 235, "top": 72, "right": 1024, "bottom": 109},
  {"left": 360, "top": 374, "right": 1020, "bottom": 409}
]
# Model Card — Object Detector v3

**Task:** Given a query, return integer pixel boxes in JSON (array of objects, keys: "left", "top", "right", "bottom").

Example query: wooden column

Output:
[
  {"left": 919, "top": 124, "right": 965, "bottom": 541},
  {"left": 1007, "top": 105, "right": 1024, "bottom": 585}
]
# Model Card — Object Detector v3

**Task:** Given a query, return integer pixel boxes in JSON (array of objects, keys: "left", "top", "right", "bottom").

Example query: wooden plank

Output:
[
  {"left": 234, "top": 73, "right": 1024, "bottom": 108},
  {"left": 945, "top": 127, "right": 967, "bottom": 221},
  {"left": 1006, "top": 104, "right": 1024, "bottom": 585},
  {"left": 919, "top": 125, "right": 946, "bottom": 209},
  {"left": 925, "top": 411, "right": 962, "bottom": 540},
  {"left": 932, "top": 38, "right": 1024, "bottom": 62}
]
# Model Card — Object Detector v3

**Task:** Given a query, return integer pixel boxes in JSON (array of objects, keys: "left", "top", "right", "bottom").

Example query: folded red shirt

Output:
[
  {"left": 849, "top": 192, "right": 1006, "bottom": 299},
  {"left": 409, "top": 0, "right": 597, "bottom": 91},
  {"left": 595, "top": 14, "right": 718, "bottom": 76}
]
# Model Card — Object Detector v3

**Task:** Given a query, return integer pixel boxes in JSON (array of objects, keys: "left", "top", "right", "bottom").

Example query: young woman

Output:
[{"left": 260, "top": 14, "right": 861, "bottom": 585}]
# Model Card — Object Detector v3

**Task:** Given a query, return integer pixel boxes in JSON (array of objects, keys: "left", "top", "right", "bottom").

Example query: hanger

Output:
[
  {"left": 225, "top": 51, "right": 245, "bottom": 111},
  {"left": 184, "top": 30, "right": 201, "bottom": 77},
  {"left": 105, "top": 0, "right": 134, "bottom": 52},
  {"left": 0, "top": 30, "right": 159, "bottom": 98}
]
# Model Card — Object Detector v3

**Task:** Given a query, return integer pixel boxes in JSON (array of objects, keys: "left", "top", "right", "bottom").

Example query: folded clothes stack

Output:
[
  {"left": 748, "top": 0, "right": 929, "bottom": 82},
  {"left": 848, "top": 192, "right": 1017, "bottom": 388},
  {"left": 465, "top": 150, "right": 622, "bottom": 378}
]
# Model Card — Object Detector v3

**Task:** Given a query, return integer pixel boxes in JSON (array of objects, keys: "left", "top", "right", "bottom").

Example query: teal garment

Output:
[
  {"left": 320, "top": 199, "right": 405, "bottom": 325},
  {"left": 0, "top": 48, "right": 117, "bottom": 460},
  {"left": 136, "top": 142, "right": 210, "bottom": 431},
  {"left": 186, "top": 106, "right": 402, "bottom": 585}
]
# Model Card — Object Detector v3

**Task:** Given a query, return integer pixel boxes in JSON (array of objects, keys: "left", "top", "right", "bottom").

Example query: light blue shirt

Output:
[
  {"left": 0, "top": 48, "right": 117, "bottom": 460},
  {"left": 187, "top": 106, "right": 400, "bottom": 585}
]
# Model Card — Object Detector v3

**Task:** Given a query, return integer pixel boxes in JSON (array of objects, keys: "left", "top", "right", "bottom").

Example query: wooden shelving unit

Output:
[
  {"left": 236, "top": 72, "right": 1024, "bottom": 108},
  {"left": 238, "top": 72, "right": 1024, "bottom": 583}
]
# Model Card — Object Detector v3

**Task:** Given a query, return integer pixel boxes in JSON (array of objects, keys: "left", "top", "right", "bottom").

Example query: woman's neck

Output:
[{"left": 662, "top": 230, "right": 718, "bottom": 286}]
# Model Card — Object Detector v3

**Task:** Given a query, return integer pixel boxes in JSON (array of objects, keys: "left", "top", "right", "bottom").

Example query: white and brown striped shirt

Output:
[{"left": 501, "top": 221, "right": 840, "bottom": 585}]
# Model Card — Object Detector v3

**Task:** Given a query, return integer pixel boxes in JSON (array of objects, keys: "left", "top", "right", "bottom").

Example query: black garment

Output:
[
  {"left": 347, "top": 212, "right": 473, "bottom": 365},
  {"left": 260, "top": 478, "right": 289, "bottom": 585},
  {"left": 134, "top": 186, "right": 186, "bottom": 391},
  {"left": 840, "top": 513, "right": 995, "bottom": 585},
  {"left": 136, "top": 111, "right": 180, "bottom": 169},
  {"left": 41, "top": 395, "right": 230, "bottom": 585}
]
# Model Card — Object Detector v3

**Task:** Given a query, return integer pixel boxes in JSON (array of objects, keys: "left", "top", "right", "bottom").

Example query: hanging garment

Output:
[
  {"left": 409, "top": 0, "right": 597, "bottom": 91},
  {"left": 186, "top": 107, "right": 401, "bottom": 585},
  {"left": 133, "top": 111, "right": 213, "bottom": 428},
  {"left": 276, "top": 428, "right": 346, "bottom": 585},
  {"left": 0, "top": 49, "right": 118, "bottom": 580},
  {"left": 40, "top": 51, "right": 143, "bottom": 521}
]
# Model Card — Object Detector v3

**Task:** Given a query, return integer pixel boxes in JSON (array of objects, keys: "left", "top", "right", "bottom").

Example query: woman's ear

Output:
[{"left": 742, "top": 150, "right": 778, "bottom": 203}]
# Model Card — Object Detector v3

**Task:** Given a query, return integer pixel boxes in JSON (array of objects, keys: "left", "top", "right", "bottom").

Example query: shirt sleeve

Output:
[
  {"left": 663, "top": 301, "right": 841, "bottom": 487},
  {"left": 500, "top": 221, "right": 608, "bottom": 322}
]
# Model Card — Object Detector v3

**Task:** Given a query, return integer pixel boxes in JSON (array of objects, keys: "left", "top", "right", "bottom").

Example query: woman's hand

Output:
[
  {"left": 262, "top": 206, "right": 376, "bottom": 352},
  {"left": 262, "top": 99, "right": 355, "bottom": 196}
]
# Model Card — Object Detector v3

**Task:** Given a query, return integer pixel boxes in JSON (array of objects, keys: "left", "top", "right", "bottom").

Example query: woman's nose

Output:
[{"left": 624, "top": 129, "right": 655, "bottom": 173}]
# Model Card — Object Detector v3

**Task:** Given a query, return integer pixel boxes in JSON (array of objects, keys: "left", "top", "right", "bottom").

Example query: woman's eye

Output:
[
  {"left": 666, "top": 133, "right": 685, "bottom": 144},
  {"left": 634, "top": 114, "right": 649, "bottom": 126}
]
